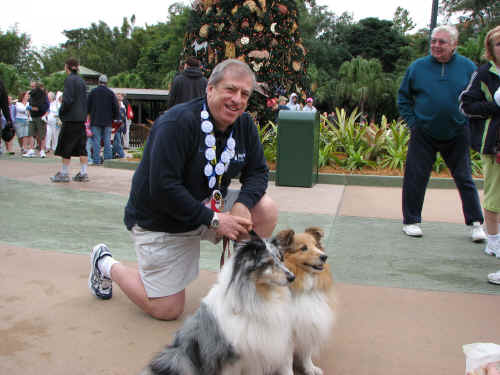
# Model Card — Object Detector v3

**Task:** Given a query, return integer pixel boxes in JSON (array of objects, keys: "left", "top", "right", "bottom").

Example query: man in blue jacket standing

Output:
[
  {"left": 398, "top": 25, "right": 486, "bottom": 241},
  {"left": 87, "top": 74, "right": 118, "bottom": 165}
]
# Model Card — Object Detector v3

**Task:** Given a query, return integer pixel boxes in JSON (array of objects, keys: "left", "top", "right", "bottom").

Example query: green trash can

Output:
[{"left": 276, "top": 111, "right": 319, "bottom": 187}]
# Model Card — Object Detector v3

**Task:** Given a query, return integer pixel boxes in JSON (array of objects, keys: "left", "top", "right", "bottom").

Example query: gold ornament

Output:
[
  {"left": 254, "top": 23, "right": 264, "bottom": 32},
  {"left": 243, "top": 0, "right": 257, "bottom": 13},
  {"left": 248, "top": 50, "right": 270, "bottom": 59},
  {"left": 199, "top": 24, "right": 210, "bottom": 38},
  {"left": 291, "top": 22, "right": 298, "bottom": 34},
  {"left": 237, "top": 55, "right": 246, "bottom": 63},
  {"left": 257, "top": 0, "right": 266, "bottom": 12},
  {"left": 208, "top": 48, "right": 215, "bottom": 64},
  {"left": 225, "top": 41, "right": 236, "bottom": 58},
  {"left": 293, "top": 61, "right": 301, "bottom": 71},
  {"left": 215, "top": 23, "right": 224, "bottom": 32},
  {"left": 231, "top": 5, "right": 239, "bottom": 15}
]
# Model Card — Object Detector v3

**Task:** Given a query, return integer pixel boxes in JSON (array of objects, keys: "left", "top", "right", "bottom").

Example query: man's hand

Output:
[{"left": 216, "top": 211, "right": 252, "bottom": 241}]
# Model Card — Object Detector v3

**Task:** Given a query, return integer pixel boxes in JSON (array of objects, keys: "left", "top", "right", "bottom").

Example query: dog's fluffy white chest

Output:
[{"left": 292, "top": 289, "right": 334, "bottom": 353}]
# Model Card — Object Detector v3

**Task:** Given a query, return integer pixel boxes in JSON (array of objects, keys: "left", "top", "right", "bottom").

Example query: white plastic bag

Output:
[{"left": 464, "top": 343, "right": 500, "bottom": 375}]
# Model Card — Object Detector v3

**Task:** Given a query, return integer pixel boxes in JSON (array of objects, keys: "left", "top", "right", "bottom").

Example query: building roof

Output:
[
  {"left": 111, "top": 87, "right": 170, "bottom": 100},
  {"left": 56, "top": 65, "right": 102, "bottom": 77}
]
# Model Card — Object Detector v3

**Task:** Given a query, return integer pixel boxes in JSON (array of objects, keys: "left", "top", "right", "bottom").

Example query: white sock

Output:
[
  {"left": 61, "top": 164, "right": 69, "bottom": 175},
  {"left": 488, "top": 233, "right": 500, "bottom": 241},
  {"left": 81, "top": 163, "right": 88, "bottom": 174},
  {"left": 98, "top": 256, "right": 119, "bottom": 279}
]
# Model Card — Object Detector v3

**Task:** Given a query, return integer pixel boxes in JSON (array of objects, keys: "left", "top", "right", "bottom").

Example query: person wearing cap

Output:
[
  {"left": 460, "top": 25, "right": 500, "bottom": 284},
  {"left": 87, "top": 74, "right": 119, "bottom": 165},
  {"left": 87, "top": 59, "right": 277, "bottom": 320},
  {"left": 302, "top": 97, "right": 317, "bottom": 113}
]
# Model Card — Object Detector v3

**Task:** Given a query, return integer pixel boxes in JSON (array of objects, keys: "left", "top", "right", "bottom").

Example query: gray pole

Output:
[{"left": 430, "top": 0, "right": 439, "bottom": 32}]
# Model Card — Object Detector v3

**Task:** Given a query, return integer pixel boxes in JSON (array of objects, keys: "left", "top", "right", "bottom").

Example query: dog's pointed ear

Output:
[
  {"left": 305, "top": 227, "right": 324, "bottom": 245},
  {"left": 272, "top": 229, "right": 295, "bottom": 249}
]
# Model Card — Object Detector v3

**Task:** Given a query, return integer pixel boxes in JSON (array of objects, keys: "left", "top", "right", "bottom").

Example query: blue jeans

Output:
[
  {"left": 91, "top": 126, "right": 112, "bottom": 164},
  {"left": 112, "top": 130, "right": 125, "bottom": 158},
  {"left": 86, "top": 137, "right": 93, "bottom": 164},
  {"left": 402, "top": 126, "right": 483, "bottom": 225}
]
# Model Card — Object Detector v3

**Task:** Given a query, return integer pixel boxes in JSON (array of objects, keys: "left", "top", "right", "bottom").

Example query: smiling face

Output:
[
  {"left": 206, "top": 68, "right": 253, "bottom": 131},
  {"left": 430, "top": 30, "right": 457, "bottom": 63}
]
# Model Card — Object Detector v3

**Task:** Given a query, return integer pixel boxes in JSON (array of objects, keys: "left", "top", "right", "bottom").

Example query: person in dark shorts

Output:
[{"left": 51, "top": 58, "right": 89, "bottom": 183}]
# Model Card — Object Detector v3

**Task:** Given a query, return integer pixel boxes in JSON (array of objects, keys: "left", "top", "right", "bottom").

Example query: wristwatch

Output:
[{"left": 210, "top": 212, "right": 220, "bottom": 229}]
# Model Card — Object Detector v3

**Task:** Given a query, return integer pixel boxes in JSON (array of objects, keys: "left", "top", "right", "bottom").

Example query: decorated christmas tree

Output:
[{"left": 182, "top": 0, "right": 310, "bottom": 123}]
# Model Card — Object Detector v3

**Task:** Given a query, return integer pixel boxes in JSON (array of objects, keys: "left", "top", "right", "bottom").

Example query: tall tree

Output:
[
  {"left": 392, "top": 7, "right": 417, "bottom": 35},
  {"left": 440, "top": 0, "right": 499, "bottom": 29},
  {"left": 182, "top": 0, "right": 311, "bottom": 122}
]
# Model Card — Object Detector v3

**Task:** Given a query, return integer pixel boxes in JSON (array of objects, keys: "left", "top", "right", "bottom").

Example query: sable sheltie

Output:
[
  {"left": 141, "top": 230, "right": 296, "bottom": 375},
  {"left": 274, "top": 227, "right": 336, "bottom": 375}
]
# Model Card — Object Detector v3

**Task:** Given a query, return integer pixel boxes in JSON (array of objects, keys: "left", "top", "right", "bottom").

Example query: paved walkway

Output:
[{"left": 1, "top": 154, "right": 499, "bottom": 375}]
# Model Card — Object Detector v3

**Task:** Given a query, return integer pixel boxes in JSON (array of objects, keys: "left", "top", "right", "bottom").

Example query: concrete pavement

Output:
[{"left": 1, "top": 154, "right": 499, "bottom": 374}]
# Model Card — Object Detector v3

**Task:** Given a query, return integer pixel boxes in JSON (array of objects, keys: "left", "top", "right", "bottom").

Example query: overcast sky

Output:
[{"left": 1, "top": 0, "right": 446, "bottom": 50}]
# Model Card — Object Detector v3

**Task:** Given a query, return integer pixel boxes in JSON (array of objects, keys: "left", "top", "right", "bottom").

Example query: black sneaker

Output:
[
  {"left": 73, "top": 172, "right": 89, "bottom": 182},
  {"left": 88, "top": 244, "right": 113, "bottom": 300}
]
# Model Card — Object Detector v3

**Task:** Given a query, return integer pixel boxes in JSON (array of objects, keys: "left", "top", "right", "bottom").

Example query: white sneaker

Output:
[
  {"left": 487, "top": 270, "right": 500, "bottom": 285},
  {"left": 22, "top": 149, "right": 36, "bottom": 158},
  {"left": 40, "top": 150, "right": 46, "bottom": 158},
  {"left": 484, "top": 236, "right": 500, "bottom": 257},
  {"left": 471, "top": 222, "right": 487, "bottom": 243},
  {"left": 403, "top": 224, "right": 423, "bottom": 237}
]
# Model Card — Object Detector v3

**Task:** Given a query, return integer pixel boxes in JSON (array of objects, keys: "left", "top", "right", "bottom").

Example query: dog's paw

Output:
[{"left": 305, "top": 365, "right": 323, "bottom": 375}]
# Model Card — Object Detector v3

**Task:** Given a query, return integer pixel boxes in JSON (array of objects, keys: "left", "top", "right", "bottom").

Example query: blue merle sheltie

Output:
[{"left": 141, "top": 230, "right": 296, "bottom": 375}]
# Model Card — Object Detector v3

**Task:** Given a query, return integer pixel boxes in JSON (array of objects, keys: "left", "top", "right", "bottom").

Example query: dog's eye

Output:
[{"left": 301, "top": 245, "right": 307, "bottom": 252}]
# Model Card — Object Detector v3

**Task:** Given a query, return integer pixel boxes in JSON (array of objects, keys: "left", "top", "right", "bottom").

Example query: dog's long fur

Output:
[
  {"left": 274, "top": 227, "right": 336, "bottom": 375},
  {"left": 141, "top": 231, "right": 296, "bottom": 375}
]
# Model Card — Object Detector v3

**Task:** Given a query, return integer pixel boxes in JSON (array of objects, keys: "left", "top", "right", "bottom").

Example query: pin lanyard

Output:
[{"left": 201, "top": 102, "right": 236, "bottom": 192}]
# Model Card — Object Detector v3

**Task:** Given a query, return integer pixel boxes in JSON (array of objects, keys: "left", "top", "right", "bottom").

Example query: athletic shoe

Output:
[
  {"left": 88, "top": 244, "right": 113, "bottom": 300},
  {"left": 50, "top": 172, "right": 70, "bottom": 183},
  {"left": 72, "top": 172, "right": 89, "bottom": 182},
  {"left": 402, "top": 224, "right": 423, "bottom": 237},
  {"left": 22, "top": 149, "right": 36, "bottom": 158},
  {"left": 39, "top": 150, "right": 46, "bottom": 158},
  {"left": 484, "top": 237, "right": 500, "bottom": 257},
  {"left": 487, "top": 270, "right": 500, "bottom": 285},
  {"left": 471, "top": 222, "right": 487, "bottom": 243}
]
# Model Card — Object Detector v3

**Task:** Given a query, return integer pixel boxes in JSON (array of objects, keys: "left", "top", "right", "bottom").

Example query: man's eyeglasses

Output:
[{"left": 431, "top": 38, "right": 450, "bottom": 45}]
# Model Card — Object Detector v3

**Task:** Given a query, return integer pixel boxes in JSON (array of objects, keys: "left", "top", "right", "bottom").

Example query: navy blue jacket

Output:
[
  {"left": 124, "top": 97, "right": 269, "bottom": 233},
  {"left": 460, "top": 61, "right": 500, "bottom": 154},
  {"left": 167, "top": 67, "right": 207, "bottom": 109},
  {"left": 87, "top": 85, "right": 118, "bottom": 127},
  {"left": 398, "top": 53, "right": 476, "bottom": 140}
]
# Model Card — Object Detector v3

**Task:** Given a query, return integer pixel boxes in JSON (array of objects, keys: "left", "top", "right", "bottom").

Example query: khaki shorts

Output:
[
  {"left": 131, "top": 189, "right": 239, "bottom": 298},
  {"left": 29, "top": 116, "right": 47, "bottom": 139},
  {"left": 482, "top": 154, "right": 500, "bottom": 213}
]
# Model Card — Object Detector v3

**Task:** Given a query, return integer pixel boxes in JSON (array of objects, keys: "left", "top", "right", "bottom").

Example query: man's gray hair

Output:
[
  {"left": 431, "top": 25, "right": 459, "bottom": 43},
  {"left": 207, "top": 59, "right": 256, "bottom": 91}
]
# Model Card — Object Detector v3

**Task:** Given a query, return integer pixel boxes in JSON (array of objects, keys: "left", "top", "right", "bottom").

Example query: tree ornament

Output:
[
  {"left": 224, "top": 41, "right": 236, "bottom": 58},
  {"left": 231, "top": 5, "right": 239, "bottom": 15},
  {"left": 241, "top": 36, "right": 250, "bottom": 45},
  {"left": 248, "top": 50, "right": 270, "bottom": 59},
  {"left": 254, "top": 23, "right": 264, "bottom": 32},
  {"left": 215, "top": 23, "right": 224, "bottom": 32},
  {"left": 270, "top": 23, "right": 279, "bottom": 35},
  {"left": 291, "top": 22, "right": 298, "bottom": 34},
  {"left": 257, "top": 0, "right": 266, "bottom": 12},
  {"left": 243, "top": 0, "right": 258, "bottom": 13},
  {"left": 277, "top": 4, "right": 288, "bottom": 14},
  {"left": 241, "top": 20, "right": 250, "bottom": 29},
  {"left": 199, "top": 24, "right": 210, "bottom": 38},
  {"left": 293, "top": 61, "right": 301, "bottom": 71}
]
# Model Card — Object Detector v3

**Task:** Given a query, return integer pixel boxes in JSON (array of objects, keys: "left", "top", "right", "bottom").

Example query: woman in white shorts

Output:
[{"left": 14, "top": 91, "right": 30, "bottom": 154}]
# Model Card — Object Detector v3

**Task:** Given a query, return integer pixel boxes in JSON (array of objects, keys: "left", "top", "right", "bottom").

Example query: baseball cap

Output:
[{"left": 98, "top": 74, "right": 108, "bottom": 83}]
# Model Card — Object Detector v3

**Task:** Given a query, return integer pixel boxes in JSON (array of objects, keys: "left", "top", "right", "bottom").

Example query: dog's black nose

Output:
[
  {"left": 287, "top": 273, "right": 296, "bottom": 283},
  {"left": 320, "top": 254, "right": 328, "bottom": 262}
]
